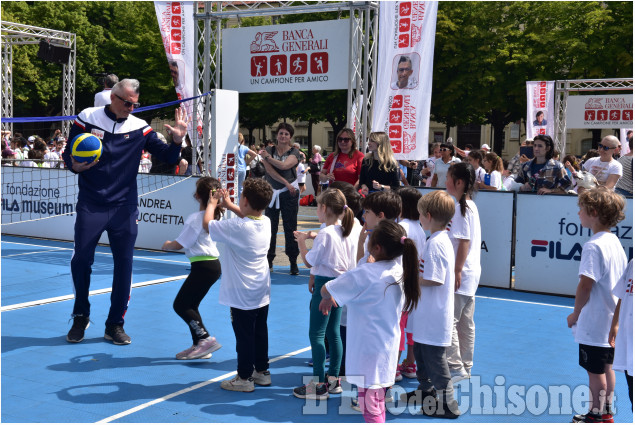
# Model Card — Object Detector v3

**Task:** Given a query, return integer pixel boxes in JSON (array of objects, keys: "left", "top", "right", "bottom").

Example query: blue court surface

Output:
[{"left": 1, "top": 233, "right": 633, "bottom": 423}]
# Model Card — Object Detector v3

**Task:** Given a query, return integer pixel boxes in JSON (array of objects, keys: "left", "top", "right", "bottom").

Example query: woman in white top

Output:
[
  {"left": 477, "top": 152, "right": 503, "bottom": 191},
  {"left": 162, "top": 177, "right": 223, "bottom": 360},
  {"left": 431, "top": 142, "right": 461, "bottom": 188},
  {"left": 583, "top": 136, "right": 623, "bottom": 190}
]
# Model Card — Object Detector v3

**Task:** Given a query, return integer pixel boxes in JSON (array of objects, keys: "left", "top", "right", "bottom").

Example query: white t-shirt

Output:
[
  {"left": 306, "top": 224, "right": 357, "bottom": 278},
  {"left": 175, "top": 211, "right": 220, "bottom": 259},
  {"left": 208, "top": 215, "right": 271, "bottom": 310},
  {"left": 582, "top": 157, "right": 623, "bottom": 186},
  {"left": 326, "top": 260, "right": 404, "bottom": 389},
  {"left": 94, "top": 89, "right": 112, "bottom": 107},
  {"left": 433, "top": 157, "right": 461, "bottom": 188},
  {"left": 484, "top": 170, "right": 502, "bottom": 190},
  {"left": 297, "top": 162, "right": 307, "bottom": 184},
  {"left": 399, "top": 218, "right": 427, "bottom": 256},
  {"left": 411, "top": 230, "right": 455, "bottom": 346},
  {"left": 447, "top": 199, "right": 481, "bottom": 296},
  {"left": 474, "top": 166, "right": 486, "bottom": 184},
  {"left": 612, "top": 260, "right": 633, "bottom": 375},
  {"left": 573, "top": 232, "right": 627, "bottom": 347}
]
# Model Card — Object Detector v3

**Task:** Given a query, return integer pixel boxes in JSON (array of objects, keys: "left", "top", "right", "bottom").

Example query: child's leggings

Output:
[
  {"left": 173, "top": 259, "right": 221, "bottom": 344},
  {"left": 309, "top": 275, "right": 342, "bottom": 383},
  {"left": 358, "top": 387, "right": 386, "bottom": 423}
]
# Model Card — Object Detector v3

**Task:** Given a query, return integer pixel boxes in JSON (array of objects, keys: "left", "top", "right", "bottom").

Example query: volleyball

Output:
[{"left": 71, "top": 133, "right": 102, "bottom": 163}]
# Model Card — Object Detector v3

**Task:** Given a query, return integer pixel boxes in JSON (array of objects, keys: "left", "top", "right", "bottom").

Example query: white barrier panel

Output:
[
  {"left": 515, "top": 194, "right": 633, "bottom": 296},
  {"left": 1, "top": 166, "right": 198, "bottom": 251},
  {"left": 417, "top": 188, "right": 513, "bottom": 289}
]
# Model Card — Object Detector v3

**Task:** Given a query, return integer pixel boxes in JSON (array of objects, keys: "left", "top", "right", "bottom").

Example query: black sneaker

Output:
[
  {"left": 421, "top": 400, "right": 460, "bottom": 419},
  {"left": 293, "top": 381, "right": 329, "bottom": 400},
  {"left": 572, "top": 411, "right": 608, "bottom": 423},
  {"left": 290, "top": 262, "right": 299, "bottom": 275},
  {"left": 399, "top": 388, "right": 437, "bottom": 404},
  {"left": 104, "top": 324, "right": 131, "bottom": 345},
  {"left": 67, "top": 316, "right": 90, "bottom": 343}
]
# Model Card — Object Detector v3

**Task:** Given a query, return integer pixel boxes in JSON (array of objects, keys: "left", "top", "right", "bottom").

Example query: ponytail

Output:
[
  {"left": 316, "top": 188, "right": 354, "bottom": 237},
  {"left": 484, "top": 152, "right": 504, "bottom": 173},
  {"left": 448, "top": 162, "right": 476, "bottom": 217},
  {"left": 370, "top": 220, "right": 420, "bottom": 314},
  {"left": 401, "top": 238, "right": 420, "bottom": 314},
  {"left": 340, "top": 205, "right": 355, "bottom": 237}
]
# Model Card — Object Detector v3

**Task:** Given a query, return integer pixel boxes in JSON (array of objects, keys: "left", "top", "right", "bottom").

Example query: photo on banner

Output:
[
  {"left": 525, "top": 81, "right": 555, "bottom": 140},
  {"left": 371, "top": 1, "right": 438, "bottom": 160}
]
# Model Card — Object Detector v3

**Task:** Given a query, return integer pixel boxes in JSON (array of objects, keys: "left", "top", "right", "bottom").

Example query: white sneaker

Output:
[
  {"left": 252, "top": 370, "right": 271, "bottom": 386},
  {"left": 184, "top": 337, "right": 222, "bottom": 360},
  {"left": 450, "top": 369, "right": 469, "bottom": 383},
  {"left": 221, "top": 375, "right": 255, "bottom": 392}
]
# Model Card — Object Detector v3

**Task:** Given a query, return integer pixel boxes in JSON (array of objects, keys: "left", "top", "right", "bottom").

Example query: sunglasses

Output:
[
  {"left": 440, "top": 148, "right": 450, "bottom": 152},
  {"left": 337, "top": 137, "right": 352, "bottom": 142},
  {"left": 598, "top": 144, "right": 614, "bottom": 151},
  {"left": 115, "top": 94, "right": 141, "bottom": 109}
]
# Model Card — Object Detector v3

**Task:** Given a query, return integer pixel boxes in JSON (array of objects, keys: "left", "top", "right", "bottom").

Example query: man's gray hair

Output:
[
  {"left": 112, "top": 78, "right": 140, "bottom": 96},
  {"left": 104, "top": 74, "right": 119, "bottom": 88}
]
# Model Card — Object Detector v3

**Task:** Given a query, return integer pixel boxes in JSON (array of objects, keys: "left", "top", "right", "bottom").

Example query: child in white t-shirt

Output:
[
  {"left": 568, "top": 187, "right": 628, "bottom": 423},
  {"left": 320, "top": 220, "right": 421, "bottom": 423},
  {"left": 609, "top": 259, "right": 633, "bottom": 411},
  {"left": 292, "top": 188, "right": 357, "bottom": 400},
  {"left": 445, "top": 162, "right": 482, "bottom": 381},
  {"left": 162, "top": 177, "right": 223, "bottom": 360},
  {"left": 396, "top": 187, "right": 426, "bottom": 380},
  {"left": 477, "top": 152, "right": 503, "bottom": 191},
  {"left": 400, "top": 189, "right": 460, "bottom": 419},
  {"left": 204, "top": 178, "right": 274, "bottom": 393},
  {"left": 467, "top": 150, "right": 486, "bottom": 184}
]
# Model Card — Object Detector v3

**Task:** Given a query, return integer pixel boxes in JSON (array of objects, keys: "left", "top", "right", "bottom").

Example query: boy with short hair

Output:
[
  {"left": 400, "top": 190, "right": 460, "bottom": 419},
  {"left": 357, "top": 190, "right": 402, "bottom": 265},
  {"left": 204, "top": 178, "right": 274, "bottom": 392},
  {"left": 567, "top": 187, "right": 628, "bottom": 423}
]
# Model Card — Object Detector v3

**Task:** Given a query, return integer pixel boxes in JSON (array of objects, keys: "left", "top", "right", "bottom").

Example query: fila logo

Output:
[{"left": 530, "top": 240, "right": 582, "bottom": 261}]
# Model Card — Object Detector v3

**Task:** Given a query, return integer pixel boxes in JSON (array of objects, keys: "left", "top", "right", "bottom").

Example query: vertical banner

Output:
[
  {"left": 620, "top": 128, "right": 632, "bottom": 155},
  {"left": 372, "top": 1, "right": 438, "bottom": 160},
  {"left": 210, "top": 90, "right": 239, "bottom": 205},
  {"left": 526, "top": 81, "right": 555, "bottom": 139},
  {"left": 154, "top": 2, "right": 201, "bottom": 142}
]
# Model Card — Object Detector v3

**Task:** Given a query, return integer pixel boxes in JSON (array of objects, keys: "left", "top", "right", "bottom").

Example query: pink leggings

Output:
[
  {"left": 399, "top": 312, "right": 414, "bottom": 352},
  {"left": 358, "top": 387, "right": 386, "bottom": 423}
]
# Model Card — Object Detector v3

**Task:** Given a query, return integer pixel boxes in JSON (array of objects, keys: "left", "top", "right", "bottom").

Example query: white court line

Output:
[
  {"left": 1, "top": 275, "right": 187, "bottom": 312},
  {"left": 475, "top": 294, "right": 573, "bottom": 309},
  {"left": 96, "top": 346, "right": 312, "bottom": 423},
  {"left": 1, "top": 241, "right": 189, "bottom": 264}
]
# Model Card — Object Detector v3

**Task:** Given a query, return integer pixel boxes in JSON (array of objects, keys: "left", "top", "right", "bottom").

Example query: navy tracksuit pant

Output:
[{"left": 71, "top": 201, "right": 138, "bottom": 326}]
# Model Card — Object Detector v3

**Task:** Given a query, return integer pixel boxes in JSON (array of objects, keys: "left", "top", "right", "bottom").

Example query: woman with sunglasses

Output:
[
  {"left": 430, "top": 142, "right": 461, "bottom": 188},
  {"left": 319, "top": 128, "right": 365, "bottom": 188},
  {"left": 582, "top": 136, "right": 623, "bottom": 191},
  {"left": 359, "top": 132, "right": 401, "bottom": 195},
  {"left": 514, "top": 134, "right": 571, "bottom": 194}
]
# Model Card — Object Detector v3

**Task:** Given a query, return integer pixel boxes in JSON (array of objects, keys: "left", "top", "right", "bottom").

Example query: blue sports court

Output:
[{"left": 1, "top": 216, "right": 633, "bottom": 422}]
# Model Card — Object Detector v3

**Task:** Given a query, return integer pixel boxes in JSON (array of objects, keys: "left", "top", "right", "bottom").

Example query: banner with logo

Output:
[
  {"left": 209, "top": 90, "right": 239, "bottom": 205},
  {"left": 620, "top": 128, "right": 633, "bottom": 155},
  {"left": 566, "top": 95, "right": 634, "bottom": 130},
  {"left": 154, "top": 2, "right": 202, "bottom": 141},
  {"left": 372, "top": 1, "right": 438, "bottom": 160},
  {"left": 417, "top": 188, "right": 513, "bottom": 289},
  {"left": 222, "top": 20, "right": 350, "bottom": 93},
  {"left": 526, "top": 81, "right": 555, "bottom": 139},
  {"left": 515, "top": 194, "right": 633, "bottom": 296}
]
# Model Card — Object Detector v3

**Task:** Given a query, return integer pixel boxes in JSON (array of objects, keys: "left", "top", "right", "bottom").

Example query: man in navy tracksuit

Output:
[{"left": 62, "top": 78, "right": 188, "bottom": 345}]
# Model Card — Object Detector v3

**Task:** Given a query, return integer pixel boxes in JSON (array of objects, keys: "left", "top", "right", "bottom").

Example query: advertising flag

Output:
[
  {"left": 526, "top": 81, "right": 555, "bottom": 139},
  {"left": 371, "top": 1, "right": 438, "bottom": 160}
]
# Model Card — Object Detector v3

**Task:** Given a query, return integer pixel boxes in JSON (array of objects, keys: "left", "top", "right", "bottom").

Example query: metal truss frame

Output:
[
  {"left": 555, "top": 78, "right": 633, "bottom": 154},
  {"left": 193, "top": 1, "right": 378, "bottom": 175},
  {"left": 1, "top": 21, "right": 76, "bottom": 135}
]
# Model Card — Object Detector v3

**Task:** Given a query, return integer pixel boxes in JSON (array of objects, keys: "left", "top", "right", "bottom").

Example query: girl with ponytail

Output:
[
  {"left": 445, "top": 162, "right": 482, "bottom": 382},
  {"left": 292, "top": 188, "right": 356, "bottom": 400},
  {"left": 318, "top": 220, "right": 419, "bottom": 423}
]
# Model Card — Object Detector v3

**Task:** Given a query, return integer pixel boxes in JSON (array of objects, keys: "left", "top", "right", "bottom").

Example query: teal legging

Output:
[{"left": 310, "top": 275, "right": 342, "bottom": 383}]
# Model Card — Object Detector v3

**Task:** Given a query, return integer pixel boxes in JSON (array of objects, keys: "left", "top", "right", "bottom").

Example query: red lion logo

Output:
[{"left": 250, "top": 32, "right": 280, "bottom": 53}]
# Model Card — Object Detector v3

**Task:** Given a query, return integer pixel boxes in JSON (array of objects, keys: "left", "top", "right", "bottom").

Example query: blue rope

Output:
[{"left": 1, "top": 91, "right": 212, "bottom": 123}]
